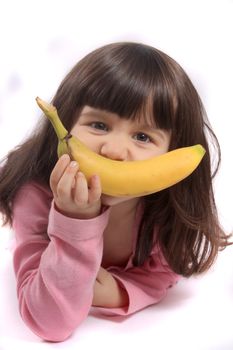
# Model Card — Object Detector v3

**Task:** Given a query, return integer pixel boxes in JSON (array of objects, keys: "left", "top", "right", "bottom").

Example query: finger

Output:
[
  {"left": 96, "top": 267, "right": 110, "bottom": 283},
  {"left": 56, "top": 160, "right": 79, "bottom": 200},
  {"left": 74, "top": 172, "right": 89, "bottom": 204},
  {"left": 50, "top": 154, "right": 70, "bottom": 195},
  {"left": 88, "top": 175, "right": 102, "bottom": 203}
]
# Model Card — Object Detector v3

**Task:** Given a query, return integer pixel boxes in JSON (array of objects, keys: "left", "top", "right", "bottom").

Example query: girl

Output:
[{"left": 0, "top": 42, "right": 229, "bottom": 342}]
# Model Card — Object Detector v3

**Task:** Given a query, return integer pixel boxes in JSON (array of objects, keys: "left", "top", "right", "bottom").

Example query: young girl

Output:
[{"left": 0, "top": 42, "right": 229, "bottom": 342}]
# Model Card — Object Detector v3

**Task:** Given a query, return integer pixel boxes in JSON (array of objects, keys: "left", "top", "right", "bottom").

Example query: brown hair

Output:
[{"left": 0, "top": 42, "right": 230, "bottom": 276}]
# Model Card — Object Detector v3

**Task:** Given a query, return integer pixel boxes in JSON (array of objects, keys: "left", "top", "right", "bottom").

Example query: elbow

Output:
[
  {"left": 36, "top": 329, "right": 73, "bottom": 343},
  {"left": 18, "top": 298, "right": 86, "bottom": 342},
  {"left": 40, "top": 331, "right": 73, "bottom": 343},
  {"left": 20, "top": 307, "right": 75, "bottom": 342},
  {"left": 16, "top": 280, "right": 91, "bottom": 341}
]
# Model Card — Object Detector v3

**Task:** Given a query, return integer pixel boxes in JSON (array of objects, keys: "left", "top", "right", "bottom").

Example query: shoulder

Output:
[
  {"left": 12, "top": 181, "right": 53, "bottom": 243},
  {"left": 12, "top": 181, "right": 53, "bottom": 223},
  {"left": 14, "top": 181, "right": 53, "bottom": 205}
]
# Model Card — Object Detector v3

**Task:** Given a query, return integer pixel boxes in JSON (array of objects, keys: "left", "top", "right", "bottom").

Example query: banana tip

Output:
[
  {"left": 36, "top": 97, "right": 56, "bottom": 114},
  {"left": 36, "top": 96, "right": 43, "bottom": 109},
  {"left": 196, "top": 144, "right": 206, "bottom": 156}
]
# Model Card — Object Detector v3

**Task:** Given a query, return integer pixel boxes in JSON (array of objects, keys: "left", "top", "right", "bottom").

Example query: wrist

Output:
[{"left": 54, "top": 202, "right": 105, "bottom": 220}]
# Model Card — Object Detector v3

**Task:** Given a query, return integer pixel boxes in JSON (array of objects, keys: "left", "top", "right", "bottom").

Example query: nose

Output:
[{"left": 100, "top": 137, "right": 128, "bottom": 161}]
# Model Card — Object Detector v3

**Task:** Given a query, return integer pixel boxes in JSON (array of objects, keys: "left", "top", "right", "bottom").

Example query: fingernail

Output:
[
  {"left": 60, "top": 154, "right": 69, "bottom": 160},
  {"left": 70, "top": 161, "right": 77, "bottom": 168}
]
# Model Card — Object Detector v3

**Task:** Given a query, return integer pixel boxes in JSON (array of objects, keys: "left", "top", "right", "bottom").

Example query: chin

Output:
[{"left": 101, "top": 194, "right": 130, "bottom": 206}]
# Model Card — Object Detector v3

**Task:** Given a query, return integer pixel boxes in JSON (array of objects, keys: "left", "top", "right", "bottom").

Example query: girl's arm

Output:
[
  {"left": 12, "top": 182, "right": 110, "bottom": 342},
  {"left": 92, "top": 246, "right": 180, "bottom": 317}
]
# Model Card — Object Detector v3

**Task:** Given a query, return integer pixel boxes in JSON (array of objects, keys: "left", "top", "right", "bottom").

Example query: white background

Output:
[{"left": 0, "top": 0, "right": 233, "bottom": 349}]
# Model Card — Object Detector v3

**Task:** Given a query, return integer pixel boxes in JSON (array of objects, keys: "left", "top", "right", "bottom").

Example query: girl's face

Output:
[{"left": 71, "top": 106, "right": 171, "bottom": 206}]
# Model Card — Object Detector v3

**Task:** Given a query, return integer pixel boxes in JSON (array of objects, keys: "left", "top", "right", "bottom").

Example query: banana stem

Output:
[{"left": 36, "top": 97, "right": 68, "bottom": 140}]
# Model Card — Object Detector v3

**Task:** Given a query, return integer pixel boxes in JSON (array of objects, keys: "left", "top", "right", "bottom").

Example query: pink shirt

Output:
[{"left": 12, "top": 182, "right": 180, "bottom": 341}]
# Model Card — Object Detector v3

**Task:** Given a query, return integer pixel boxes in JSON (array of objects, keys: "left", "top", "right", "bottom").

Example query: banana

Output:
[{"left": 36, "top": 97, "right": 206, "bottom": 197}]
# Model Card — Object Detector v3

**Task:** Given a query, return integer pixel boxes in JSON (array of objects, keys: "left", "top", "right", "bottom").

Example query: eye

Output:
[
  {"left": 133, "top": 132, "right": 152, "bottom": 143},
  {"left": 90, "top": 121, "right": 108, "bottom": 131}
]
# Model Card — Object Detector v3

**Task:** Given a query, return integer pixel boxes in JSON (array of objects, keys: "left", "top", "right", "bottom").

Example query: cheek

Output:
[
  {"left": 134, "top": 146, "right": 168, "bottom": 161},
  {"left": 71, "top": 126, "right": 99, "bottom": 152},
  {"left": 155, "top": 145, "right": 170, "bottom": 156}
]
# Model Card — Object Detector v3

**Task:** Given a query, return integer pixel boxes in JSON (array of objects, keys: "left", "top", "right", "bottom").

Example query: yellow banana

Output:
[{"left": 36, "top": 97, "right": 206, "bottom": 197}]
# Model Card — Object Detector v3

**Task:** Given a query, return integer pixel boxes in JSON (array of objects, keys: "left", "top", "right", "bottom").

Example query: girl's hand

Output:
[
  {"left": 93, "top": 267, "right": 129, "bottom": 308},
  {"left": 50, "top": 154, "right": 102, "bottom": 219}
]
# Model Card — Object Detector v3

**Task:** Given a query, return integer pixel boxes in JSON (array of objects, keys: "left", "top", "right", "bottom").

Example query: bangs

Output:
[{"left": 74, "top": 43, "right": 177, "bottom": 131}]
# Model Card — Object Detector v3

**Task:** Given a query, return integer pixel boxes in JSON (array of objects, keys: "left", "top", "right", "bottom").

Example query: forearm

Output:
[
  {"left": 12, "top": 182, "right": 111, "bottom": 341},
  {"left": 92, "top": 267, "right": 129, "bottom": 308},
  {"left": 14, "top": 236, "right": 102, "bottom": 342}
]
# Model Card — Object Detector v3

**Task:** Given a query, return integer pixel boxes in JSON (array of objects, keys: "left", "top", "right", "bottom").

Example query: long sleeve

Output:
[
  {"left": 94, "top": 241, "right": 180, "bottom": 317},
  {"left": 12, "top": 182, "right": 110, "bottom": 342}
]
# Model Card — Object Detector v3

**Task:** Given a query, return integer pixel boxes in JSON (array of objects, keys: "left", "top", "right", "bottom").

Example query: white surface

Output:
[{"left": 0, "top": 0, "right": 233, "bottom": 349}]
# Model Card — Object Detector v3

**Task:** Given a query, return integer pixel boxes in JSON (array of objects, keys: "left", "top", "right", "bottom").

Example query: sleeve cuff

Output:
[{"left": 48, "top": 200, "right": 111, "bottom": 243}]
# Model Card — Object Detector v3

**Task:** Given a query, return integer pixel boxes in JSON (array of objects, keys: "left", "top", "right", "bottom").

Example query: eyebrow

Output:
[{"left": 80, "top": 109, "right": 113, "bottom": 119}]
